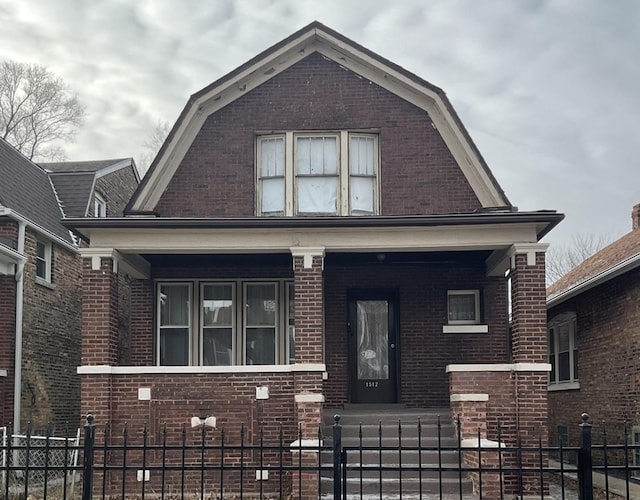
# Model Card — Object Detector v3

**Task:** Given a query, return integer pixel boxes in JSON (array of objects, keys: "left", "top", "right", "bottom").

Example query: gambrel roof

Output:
[{"left": 127, "top": 21, "right": 510, "bottom": 214}]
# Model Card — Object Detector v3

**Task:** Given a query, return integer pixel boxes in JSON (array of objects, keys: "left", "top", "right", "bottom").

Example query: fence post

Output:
[
  {"left": 333, "top": 414, "right": 342, "bottom": 500},
  {"left": 578, "top": 412, "right": 593, "bottom": 500},
  {"left": 82, "top": 415, "right": 96, "bottom": 500}
]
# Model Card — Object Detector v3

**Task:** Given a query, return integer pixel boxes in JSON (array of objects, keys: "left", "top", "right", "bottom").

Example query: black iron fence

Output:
[{"left": 1, "top": 413, "right": 639, "bottom": 499}]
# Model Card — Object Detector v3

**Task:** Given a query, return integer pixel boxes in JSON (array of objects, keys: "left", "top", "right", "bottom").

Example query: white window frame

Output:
[
  {"left": 548, "top": 313, "right": 579, "bottom": 390},
  {"left": 256, "top": 131, "right": 379, "bottom": 216},
  {"left": 156, "top": 279, "right": 293, "bottom": 367},
  {"left": 35, "top": 238, "right": 52, "bottom": 283},
  {"left": 243, "top": 282, "right": 279, "bottom": 365},
  {"left": 200, "top": 282, "right": 236, "bottom": 366},
  {"left": 447, "top": 290, "right": 480, "bottom": 325},
  {"left": 94, "top": 192, "right": 107, "bottom": 217},
  {"left": 632, "top": 426, "right": 640, "bottom": 475},
  {"left": 157, "top": 282, "right": 193, "bottom": 366}
]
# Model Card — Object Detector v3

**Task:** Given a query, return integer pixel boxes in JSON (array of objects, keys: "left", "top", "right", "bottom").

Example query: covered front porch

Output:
[{"left": 69, "top": 212, "right": 556, "bottom": 496}]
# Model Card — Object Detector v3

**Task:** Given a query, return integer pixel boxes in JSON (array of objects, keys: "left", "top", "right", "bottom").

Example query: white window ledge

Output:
[
  {"left": 77, "top": 364, "right": 326, "bottom": 375},
  {"left": 548, "top": 381, "right": 580, "bottom": 391},
  {"left": 442, "top": 324, "right": 488, "bottom": 334},
  {"left": 35, "top": 277, "right": 55, "bottom": 290}
]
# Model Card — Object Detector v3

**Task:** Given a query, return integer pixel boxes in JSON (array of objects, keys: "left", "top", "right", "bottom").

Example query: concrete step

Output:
[
  {"left": 320, "top": 448, "right": 465, "bottom": 466},
  {"left": 320, "top": 475, "right": 474, "bottom": 495}
]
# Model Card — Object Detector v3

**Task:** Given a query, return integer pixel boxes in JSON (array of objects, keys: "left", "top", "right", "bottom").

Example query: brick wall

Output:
[
  {"left": 83, "top": 371, "right": 298, "bottom": 496},
  {"left": 324, "top": 261, "right": 509, "bottom": 408},
  {"left": 0, "top": 274, "right": 16, "bottom": 426},
  {"left": 155, "top": 52, "right": 481, "bottom": 217},
  {"left": 548, "top": 268, "right": 640, "bottom": 446},
  {"left": 20, "top": 228, "right": 81, "bottom": 433},
  {"left": 92, "top": 166, "right": 138, "bottom": 217}
]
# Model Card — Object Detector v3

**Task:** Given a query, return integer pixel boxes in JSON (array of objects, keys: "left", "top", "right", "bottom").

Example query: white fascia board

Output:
[
  {"left": 77, "top": 363, "right": 326, "bottom": 375},
  {"left": 132, "top": 28, "right": 507, "bottom": 212},
  {"left": 547, "top": 252, "right": 640, "bottom": 309},
  {"left": 95, "top": 159, "right": 137, "bottom": 180},
  {"left": 0, "top": 208, "right": 77, "bottom": 253},
  {"left": 85, "top": 224, "right": 538, "bottom": 255},
  {"left": 0, "top": 243, "right": 24, "bottom": 264}
]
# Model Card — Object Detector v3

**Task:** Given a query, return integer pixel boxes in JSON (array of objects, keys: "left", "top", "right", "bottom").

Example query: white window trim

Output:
[
  {"left": 256, "top": 131, "right": 379, "bottom": 216},
  {"left": 547, "top": 312, "right": 579, "bottom": 389},
  {"left": 156, "top": 279, "right": 293, "bottom": 367},
  {"left": 447, "top": 289, "right": 481, "bottom": 325},
  {"left": 243, "top": 281, "right": 280, "bottom": 365},
  {"left": 200, "top": 282, "right": 236, "bottom": 366},
  {"left": 35, "top": 238, "right": 52, "bottom": 284},
  {"left": 157, "top": 282, "right": 193, "bottom": 366},
  {"left": 94, "top": 192, "right": 107, "bottom": 217},
  {"left": 632, "top": 426, "right": 640, "bottom": 473}
]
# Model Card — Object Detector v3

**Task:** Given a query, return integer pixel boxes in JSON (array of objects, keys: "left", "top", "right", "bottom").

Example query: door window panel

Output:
[{"left": 356, "top": 300, "right": 389, "bottom": 380}]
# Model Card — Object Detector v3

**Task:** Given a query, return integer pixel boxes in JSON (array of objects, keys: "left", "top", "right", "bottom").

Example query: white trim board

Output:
[{"left": 77, "top": 364, "right": 326, "bottom": 375}]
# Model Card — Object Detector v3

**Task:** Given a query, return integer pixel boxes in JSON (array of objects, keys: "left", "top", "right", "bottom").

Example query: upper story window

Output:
[
  {"left": 257, "top": 132, "right": 379, "bottom": 216},
  {"left": 35, "top": 238, "right": 52, "bottom": 283},
  {"left": 157, "top": 280, "right": 294, "bottom": 367},
  {"left": 548, "top": 313, "right": 579, "bottom": 389},
  {"left": 94, "top": 192, "right": 107, "bottom": 217}
]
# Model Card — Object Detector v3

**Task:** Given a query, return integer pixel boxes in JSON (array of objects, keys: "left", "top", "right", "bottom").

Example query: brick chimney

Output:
[{"left": 633, "top": 203, "right": 640, "bottom": 231}]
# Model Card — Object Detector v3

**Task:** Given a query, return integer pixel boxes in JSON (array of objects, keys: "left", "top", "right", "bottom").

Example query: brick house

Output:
[
  {"left": 547, "top": 204, "right": 640, "bottom": 450},
  {"left": 0, "top": 138, "right": 139, "bottom": 433},
  {"left": 66, "top": 23, "right": 562, "bottom": 496}
]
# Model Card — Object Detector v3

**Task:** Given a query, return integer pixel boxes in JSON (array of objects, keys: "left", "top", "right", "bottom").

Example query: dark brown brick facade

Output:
[
  {"left": 548, "top": 267, "right": 640, "bottom": 446},
  {"left": 20, "top": 228, "right": 82, "bottom": 433},
  {"left": 155, "top": 53, "right": 481, "bottom": 217}
]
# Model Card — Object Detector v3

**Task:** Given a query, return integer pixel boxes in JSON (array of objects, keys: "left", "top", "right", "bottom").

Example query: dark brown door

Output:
[{"left": 348, "top": 290, "right": 399, "bottom": 404}]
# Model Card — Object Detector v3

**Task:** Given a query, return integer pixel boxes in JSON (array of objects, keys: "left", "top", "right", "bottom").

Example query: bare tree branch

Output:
[
  {"left": 546, "top": 232, "right": 613, "bottom": 285},
  {"left": 0, "top": 60, "right": 85, "bottom": 160},
  {"left": 138, "top": 120, "right": 171, "bottom": 175}
]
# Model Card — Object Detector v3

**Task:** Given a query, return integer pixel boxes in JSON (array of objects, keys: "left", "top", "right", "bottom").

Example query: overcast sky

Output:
[{"left": 1, "top": 0, "right": 638, "bottom": 249}]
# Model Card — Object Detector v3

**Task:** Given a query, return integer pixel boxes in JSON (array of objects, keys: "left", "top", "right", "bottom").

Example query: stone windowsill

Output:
[{"left": 442, "top": 324, "right": 489, "bottom": 334}]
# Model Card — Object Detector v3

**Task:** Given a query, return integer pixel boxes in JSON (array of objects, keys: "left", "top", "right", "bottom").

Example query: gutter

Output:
[
  {"left": 13, "top": 218, "right": 25, "bottom": 433},
  {"left": 547, "top": 252, "right": 640, "bottom": 308},
  {"left": 0, "top": 207, "right": 77, "bottom": 253}
]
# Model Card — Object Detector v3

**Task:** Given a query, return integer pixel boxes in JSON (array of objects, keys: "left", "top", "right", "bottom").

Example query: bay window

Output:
[
  {"left": 257, "top": 131, "right": 379, "bottom": 216},
  {"left": 157, "top": 280, "right": 294, "bottom": 367}
]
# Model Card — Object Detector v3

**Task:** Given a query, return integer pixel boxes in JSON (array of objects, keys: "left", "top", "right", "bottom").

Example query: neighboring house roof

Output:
[
  {"left": 547, "top": 205, "right": 640, "bottom": 308},
  {"left": 0, "top": 138, "right": 72, "bottom": 244},
  {"left": 128, "top": 21, "right": 510, "bottom": 213},
  {"left": 41, "top": 158, "right": 139, "bottom": 217}
]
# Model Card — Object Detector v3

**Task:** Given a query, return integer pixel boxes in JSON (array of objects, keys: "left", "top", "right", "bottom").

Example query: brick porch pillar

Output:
[
  {"left": 290, "top": 247, "right": 325, "bottom": 500},
  {"left": 79, "top": 252, "right": 120, "bottom": 427},
  {"left": 508, "top": 243, "right": 550, "bottom": 498}
]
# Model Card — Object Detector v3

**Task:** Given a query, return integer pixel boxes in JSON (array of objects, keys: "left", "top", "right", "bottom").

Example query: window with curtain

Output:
[
  {"left": 158, "top": 283, "right": 191, "bottom": 365},
  {"left": 548, "top": 313, "right": 578, "bottom": 387},
  {"left": 258, "top": 136, "right": 285, "bottom": 215},
  {"left": 256, "top": 131, "right": 378, "bottom": 216},
  {"left": 447, "top": 290, "right": 480, "bottom": 324},
  {"left": 156, "top": 280, "right": 292, "bottom": 367}
]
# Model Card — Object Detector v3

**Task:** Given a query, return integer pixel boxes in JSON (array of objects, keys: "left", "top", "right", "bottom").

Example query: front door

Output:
[{"left": 348, "top": 290, "right": 399, "bottom": 404}]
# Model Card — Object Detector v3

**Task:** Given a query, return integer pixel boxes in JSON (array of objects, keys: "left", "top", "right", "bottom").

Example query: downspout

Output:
[
  {"left": 13, "top": 219, "right": 26, "bottom": 432},
  {"left": 13, "top": 220, "right": 26, "bottom": 432}
]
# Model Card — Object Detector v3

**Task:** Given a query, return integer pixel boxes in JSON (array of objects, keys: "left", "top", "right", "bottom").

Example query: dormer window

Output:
[
  {"left": 94, "top": 192, "right": 106, "bottom": 217},
  {"left": 257, "top": 131, "right": 379, "bottom": 216}
]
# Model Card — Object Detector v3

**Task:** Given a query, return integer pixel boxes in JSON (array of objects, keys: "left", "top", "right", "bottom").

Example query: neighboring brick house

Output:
[
  {"left": 66, "top": 22, "right": 563, "bottom": 497},
  {"left": 0, "top": 138, "right": 139, "bottom": 434},
  {"left": 547, "top": 204, "right": 640, "bottom": 450}
]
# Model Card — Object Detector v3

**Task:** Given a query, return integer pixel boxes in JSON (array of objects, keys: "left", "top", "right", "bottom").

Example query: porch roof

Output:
[{"left": 65, "top": 210, "right": 562, "bottom": 243}]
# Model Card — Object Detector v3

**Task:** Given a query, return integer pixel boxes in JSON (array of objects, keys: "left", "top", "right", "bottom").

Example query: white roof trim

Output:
[
  {"left": 547, "top": 252, "right": 640, "bottom": 308},
  {"left": 131, "top": 26, "right": 507, "bottom": 212}
]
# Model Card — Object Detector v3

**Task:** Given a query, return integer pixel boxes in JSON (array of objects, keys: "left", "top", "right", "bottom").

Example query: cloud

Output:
[{"left": 0, "top": 0, "right": 637, "bottom": 247}]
